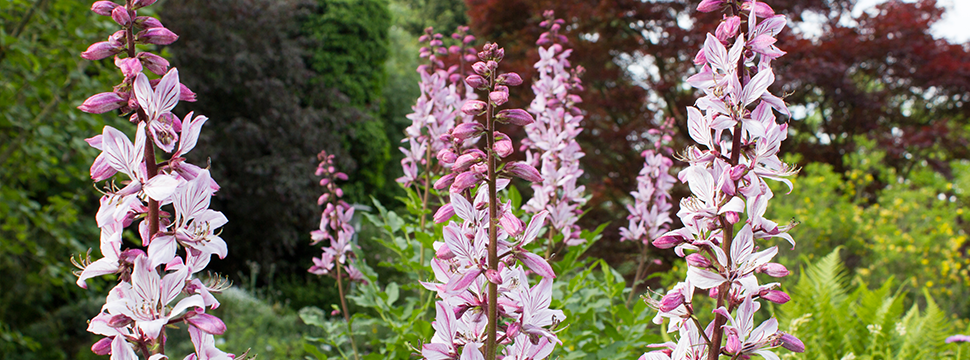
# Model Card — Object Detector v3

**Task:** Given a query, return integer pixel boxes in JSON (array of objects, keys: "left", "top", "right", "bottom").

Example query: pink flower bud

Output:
[
  {"left": 472, "top": 61, "right": 489, "bottom": 76},
  {"left": 697, "top": 0, "right": 725, "bottom": 12},
  {"left": 91, "top": 337, "right": 113, "bottom": 355},
  {"left": 659, "top": 292, "right": 684, "bottom": 312},
  {"left": 434, "top": 173, "right": 456, "bottom": 190},
  {"left": 685, "top": 253, "right": 711, "bottom": 268},
  {"left": 463, "top": 35, "right": 475, "bottom": 44},
  {"left": 434, "top": 204, "right": 455, "bottom": 223},
  {"left": 489, "top": 86, "right": 509, "bottom": 106},
  {"left": 730, "top": 164, "right": 746, "bottom": 181},
  {"left": 81, "top": 41, "right": 124, "bottom": 60},
  {"left": 709, "top": 287, "right": 719, "bottom": 298},
  {"left": 461, "top": 100, "right": 487, "bottom": 116},
  {"left": 136, "top": 27, "right": 178, "bottom": 45},
  {"left": 180, "top": 83, "right": 197, "bottom": 102},
  {"left": 78, "top": 92, "right": 126, "bottom": 114},
  {"left": 494, "top": 48, "right": 504, "bottom": 62},
  {"left": 743, "top": 0, "right": 775, "bottom": 17},
  {"left": 761, "top": 262, "right": 790, "bottom": 277},
  {"left": 465, "top": 74, "right": 486, "bottom": 89},
  {"left": 331, "top": 309, "right": 341, "bottom": 316},
  {"left": 335, "top": 172, "right": 348, "bottom": 181},
  {"left": 452, "top": 122, "right": 484, "bottom": 141},
  {"left": 503, "top": 162, "right": 542, "bottom": 183},
  {"left": 716, "top": 16, "right": 741, "bottom": 42},
  {"left": 485, "top": 269, "right": 502, "bottom": 284},
  {"left": 449, "top": 73, "right": 462, "bottom": 83},
  {"left": 494, "top": 109, "right": 535, "bottom": 126},
  {"left": 493, "top": 131, "right": 513, "bottom": 158},
  {"left": 693, "top": 48, "right": 707, "bottom": 65},
  {"left": 778, "top": 333, "right": 805, "bottom": 353},
  {"left": 486, "top": 60, "right": 499, "bottom": 71},
  {"left": 186, "top": 312, "right": 227, "bottom": 335},
  {"left": 91, "top": 1, "right": 119, "bottom": 16},
  {"left": 436, "top": 149, "right": 457, "bottom": 165},
  {"left": 318, "top": 193, "right": 330, "bottom": 205},
  {"left": 464, "top": 54, "right": 478, "bottom": 62},
  {"left": 108, "top": 314, "right": 133, "bottom": 328},
  {"left": 451, "top": 171, "right": 483, "bottom": 193},
  {"left": 724, "top": 211, "right": 740, "bottom": 224},
  {"left": 134, "top": 16, "right": 164, "bottom": 28},
  {"left": 725, "top": 333, "right": 741, "bottom": 353},
  {"left": 132, "top": 0, "right": 157, "bottom": 8},
  {"left": 454, "top": 150, "right": 486, "bottom": 172},
  {"left": 496, "top": 72, "right": 522, "bottom": 86},
  {"left": 110, "top": 6, "right": 131, "bottom": 26},
  {"left": 652, "top": 235, "right": 682, "bottom": 249},
  {"left": 90, "top": 155, "right": 117, "bottom": 181},
  {"left": 436, "top": 244, "right": 455, "bottom": 260},
  {"left": 760, "top": 289, "right": 790, "bottom": 304},
  {"left": 136, "top": 52, "right": 169, "bottom": 75}
]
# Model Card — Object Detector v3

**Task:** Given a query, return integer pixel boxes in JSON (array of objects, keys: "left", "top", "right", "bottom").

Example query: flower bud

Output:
[
  {"left": 778, "top": 333, "right": 805, "bottom": 353},
  {"left": 81, "top": 41, "right": 124, "bottom": 61},
  {"left": 709, "top": 287, "right": 719, "bottom": 298},
  {"left": 185, "top": 313, "right": 227, "bottom": 335},
  {"left": 464, "top": 54, "right": 478, "bottom": 63},
  {"left": 724, "top": 211, "right": 740, "bottom": 224},
  {"left": 493, "top": 132, "right": 513, "bottom": 158},
  {"left": 134, "top": 16, "right": 163, "bottom": 28},
  {"left": 434, "top": 204, "right": 455, "bottom": 223},
  {"left": 464, "top": 74, "right": 486, "bottom": 89},
  {"left": 108, "top": 314, "right": 133, "bottom": 328},
  {"left": 436, "top": 148, "right": 457, "bottom": 165},
  {"left": 716, "top": 16, "right": 741, "bottom": 42},
  {"left": 454, "top": 150, "right": 485, "bottom": 172},
  {"left": 494, "top": 48, "right": 504, "bottom": 62},
  {"left": 461, "top": 100, "right": 487, "bottom": 116},
  {"left": 685, "top": 253, "right": 711, "bottom": 268},
  {"left": 136, "top": 27, "right": 178, "bottom": 45},
  {"left": 494, "top": 109, "right": 535, "bottom": 126},
  {"left": 730, "top": 164, "right": 746, "bottom": 181},
  {"left": 78, "top": 92, "right": 126, "bottom": 114},
  {"left": 658, "top": 292, "right": 684, "bottom": 312},
  {"left": 496, "top": 72, "right": 522, "bottom": 86},
  {"left": 110, "top": 6, "right": 131, "bottom": 26},
  {"left": 463, "top": 35, "right": 475, "bottom": 44},
  {"left": 651, "top": 235, "right": 682, "bottom": 249},
  {"left": 697, "top": 0, "right": 725, "bottom": 12},
  {"left": 335, "top": 172, "right": 348, "bottom": 181},
  {"left": 485, "top": 269, "right": 502, "bottom": 284},
  {"left": 132, "top": 0, "right": 157, "bottom": 8},
  {"left": 91, "top": 337, "right": 113, "bottom": 355},
  {"left": 743, "top": 0, "right": 776, "bottom": 17},
  {"left": 434, "top": 173, "right": 456, "bottom": 190},
  {"left": 452, "top": 122, "right": 484, "bottom": 141},
  {"left": 761, "top": 262, "right": 790, "bottom": 277},
  {"left": 760, "top": 289, "right": 790, "bottom": 304},
  {"left": 472, "top": 61, "right": 489, "bottom": 76},
  {"left": 451, "top": 171, "right": 483, "bottom": 193},
  {"left": 725, "top": 333, "right": 741, "bottom": 353},
  {"left": 486, "top": 60, "right": 499, "bottom": 71},
  {"left": 91, "top": 1, "right": 119, "bottom": 16},
  {"left": 435, "top": 243, "right": 455, "bottom": 260},
  {"left": 180, "top": 83, "right": 197, "bottom": 102},
  {"left": 489, "top": 86, "right": 509, "bottom": 106},
  {"left": 317, "top": 193, "right": 330, "bottom": 205},
  {"left": 504, "top": 162, "right": 542, "bottom": 183}
]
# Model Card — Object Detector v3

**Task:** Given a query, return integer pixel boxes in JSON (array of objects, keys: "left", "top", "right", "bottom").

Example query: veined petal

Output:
[
  {"left": 518, "top": 252, "right": 555, "bottom": 278},
  {"left": 147, "top": 234, "right": 177, "bottom": 269},
  {"left": 133, "top": 72, "right": 155, "bottom": 119},
  {"left": 686, "top": 266, "right": 726, "bottom": 289},
  {"left": 521, "top": 211, "right": 548, "bottom": 246},
  {"left": 741, "top": 68, "right": 774, "bottom": 107},
  {"left": 153, "top": 68, "right": 181, "bottom": 118},
  {"left": 144, "top": 173, "right": 182, "bottom": 201}
]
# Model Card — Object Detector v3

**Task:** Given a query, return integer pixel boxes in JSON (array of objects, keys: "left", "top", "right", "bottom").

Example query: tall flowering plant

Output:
[
  {"left": 308, "top": 150, "right": 366, "bottom": 360},
  {"left": 424, "top": 43, "right": 563, "bottom": 360},
  {"left": 641, "top": 1, "right": 803, "bottom": 359},
  {"left": 522, "top": 10, "right": 588, "bottom": 255},
  {"left": 619, "top": 118, "right": 676, "bottom": 304},
  {"left": 72, "top": 0, "right": 238, "bottom": 358}
]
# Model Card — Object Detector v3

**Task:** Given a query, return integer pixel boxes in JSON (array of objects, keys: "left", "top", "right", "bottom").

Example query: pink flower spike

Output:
[
  {"left": 136, "top": 27, "right": 178, "bottom": 45},
  {"left": 91, "top": 1, "right": 119, "bottom": 16},
  {"left": 78, "top": 92, "right": 126, "bottom": 114}
]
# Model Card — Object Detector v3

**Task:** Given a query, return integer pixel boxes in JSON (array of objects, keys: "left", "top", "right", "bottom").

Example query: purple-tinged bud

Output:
[
  {"left": 91, "top": 1, "right": 119, "bottom": 16},
  {"left": 465, "top": 74, "right": 486, "bottom": 89},
  {"left": 434, "top": 173, "right": 456, "bottom": 190},
  {"left": 110, "top": 6, "right": 131, "bottom": 26},
  {"left": 494, "top": 48, "right": 504, "bottom": 62},
  {"left": 472, "top": 61, "right": 489, "bottom": 76},
  {"left": 496, "top": 72, "right": 523, "bottom": 86},
  {"left": 439, "top": 133, "right": 453, "bottom": 143},
  {"left": 134, "top": 16, "right": 164, "bottom": 29},
  {"left": 494, "top": 109, "right": 535, "bottom": 126},
  {"left": 503, "top": 162, "right": 542, "bottom": 183},
  {"left": 132, "top": 0, "right": 157, "bottom": 8},
  {"left": 697, "top": 0, "right": 725, "bottom": 12},
  {"left": 331, "top": 309, "right": 341, "bottom": 316},
  {"left": 90, "top": 155, "right": 116, "bottom": 181},
  {"left": 778, "top": 333, "right": 805, "bottom": 353},
  {"left": 725, "top": 211, "right": 740, "bottom": 224},
  {"left": 418, "top": 34, "right": 430, "bottom": 43},
  {"left": 436, "top": 244, "right": 456, "bottom": 261},
  {"left": 760, "top": 289, "right": 790, "bottom": 304},
  {"left": 461, "top": 100, "right": 487, "bottom": 116},
  {"left": 652, "top": 235, "right": 682, "bottom": 249},
  {"left": 709, "top": 287, "right": 719, "bottom": 298},
  {"left": 486, "top": 60, "right": 499, "bottom": 71},
  {"left": 335, "top": 188, "right": 344, "bottom": 198},
  {"left": 489, "top": 86, "right": 509, "bottom": 106},
  {"left": 91, "top": 337, "right": 113, "bottom": 355},
  {"left": 108, "top": 314, "right": 133, "bottom": 328},
  {"left": 454, "top": 150, "right": 486, "bottom": 172},
  {"left": 451, "top": 171, "right": 483, "bottom": 193},
  {"left": 320, "top": 178, "right": 330, "bottom": 186},
  {"left": 318, "top": 193, "right": 330, "bottom": 205},
  {"left": 135, "top": 52, "right": 169, "bottom": 75},
  {"left": 693, "top": 48, "right": 707, "bottom": 66},
  {"left": 435, "top": 47, "right": 448, "bottom": 55},
  {"left": 493, "top": 131, "right": 513, "bottom": 158},
  {"left": 448, "top": 45, "right": 461, "bottom": 55},
  {"left": 716, "top": 16, "right": 741, "bottom": 42},
  {"left": 730, "top": 164, "right": 746, "bottom": 181},
  {"left": 742, "top": 0, "right": 775, "bottom": 17},
  {"left": 79, "top": 92, "right": 126, "bottom": 114},
  {"left": 453, "top": 122, "right": 485, "bottom": 141},
  {"left": 136, "top": 27, "right": 178, "bottom": 45},
  {"left": 463, "top": 35, "right": 475, "bottom": 44},
  {"left": 186, "top": 312, "right": 227, "bottom": 335},
  {"left": 434, "top": 204, "right": 455, "bottom": 223},
  {"left": 81, "top": 41, "right": 124, "bottom": 61},
  {"left": 464, "top": 54, "right": 478, "bottom": 63},
  {"left": 180, "top": 83, "right": 197, "bottom": 102},
  {"left": 485, "top": 269, "right": 502, "bottom": 284},
  {"left": 761, "top": 263, "right": 790, "bottom": 277},
  {"left": 429, "top": 39, "right": 443, "bottom": 47},
  {"left": 449, "top": 73, "right": 462, "bottom": 83},
  {"left": 685, "top": 253, "right": 712, "bottom": 268},
  {"left": 658, "top": 292, "right": 684, "bottom": 312},
  {"left": 437, "top": 149, "right": 458, "bottom": 165},
  {"left": 335, "top": 172, "right": 348, "bottom": 181},
  {"left": 725, "top": 333, "right": 741, "bottom": 353}
]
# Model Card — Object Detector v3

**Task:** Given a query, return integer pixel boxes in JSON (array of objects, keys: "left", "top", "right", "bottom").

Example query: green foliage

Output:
[
  {"left": 768, "top": 138, "right": 970, "bottom": 316},
  {"left": 780, "top": 248, "right": 960, "bottom": 360},
  {"left": 0, "top": 0, "right": 124, "bottom": 352},
  {"left": 388, "top": 0, "right": 469, "bottom": 36}
]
